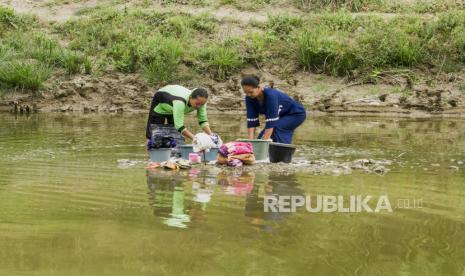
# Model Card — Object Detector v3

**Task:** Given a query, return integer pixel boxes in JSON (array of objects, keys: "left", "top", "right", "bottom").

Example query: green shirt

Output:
[{"left": 154, "top": 85, "right": 209, "bottom": 132}]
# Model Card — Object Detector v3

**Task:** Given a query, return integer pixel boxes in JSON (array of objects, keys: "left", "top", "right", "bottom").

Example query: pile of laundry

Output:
[
  {"left": 146, "top": 133, "right": 224, "bottom": 171},
  {"left": 192, "top": 133, "right": 223, "bottom": 152},
  {"left": 217, "top": 141, "right": 255, "bottom": 167},
  {"left": 147, "top": 137, "right": 176, "bottom": 150},
  {"left": 147, "top": 124, "right": 185, "bottom": 153}
]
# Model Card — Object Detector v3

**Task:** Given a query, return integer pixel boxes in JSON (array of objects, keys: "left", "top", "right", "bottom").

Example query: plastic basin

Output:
[
  {"left": 269, "top": 142, "right": 296, "bottom": 163},
  {"left": 237, "top": 139, "right": 270, "bottom": 161},
  {"left": 179, "top": 144, "right": 218, "bottom": 162},
  {"left": 149, "top": 148, "right": 172, "bottom": 162}
]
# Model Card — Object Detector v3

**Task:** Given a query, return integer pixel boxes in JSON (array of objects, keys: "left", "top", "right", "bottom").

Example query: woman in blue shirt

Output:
[{"left": 242, "top": 75, "right": 307, "bottom": 144}]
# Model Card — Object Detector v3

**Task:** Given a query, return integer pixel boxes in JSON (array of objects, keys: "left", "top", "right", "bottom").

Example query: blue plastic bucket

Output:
[
  {"left": 179, "top": 145, "right": 218, "bottom": 162},
  {"left": 149, "top": 148, "right": 172, "bottom": 162}
]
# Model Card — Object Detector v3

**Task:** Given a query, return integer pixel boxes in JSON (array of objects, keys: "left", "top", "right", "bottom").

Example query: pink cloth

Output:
[
  {"left": 227, "top": 158, "right": 243, "bottom": 167},
  {"left": 224, "top": 181, "right": 254, "bottom": 196},
  {"left": 220, "top": 142, "right": 253, "bottom": 157}
]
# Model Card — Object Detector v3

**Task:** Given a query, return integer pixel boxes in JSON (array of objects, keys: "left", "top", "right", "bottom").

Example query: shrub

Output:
[
  {"left": 0, "top": 7, "right": 36, "bottom": 32},
  {"left": 266, "top": 14, "right": 303, "bottom": 38},
  {"left": 296, "top": 30, "right": 361, "bottom": 76},
  {"left": 436, "top": 10, "right": 465, "bottom": 32},
  {"left": 452, "top": 26, "right": 465, "bottom": 61},
  {"left": 141, "top": 36, "right": 184, "bottom": 85},
  {"left": 197, "top": 43, "right": 244, "bottom": 79},
  {"left": 190, "top": 14, "right": 217, "bottom": 33},
  {"left": 0, "top": 61, "right": 51, "bottom": 90},
  {"left": 317, "top": 11, "right": 356, "bottom": 32},
  {"left": 58, "top": 50, "right": 85, "bottom": 74},
  {"left": 83, "top": 57, "right": 93, "bottom": 74},
  {"left": 160, "top": 16, "right": 192, "bottom": 37},
  {"left": 106, "top": 40, "right": 140, "bottom": 73},
  {"left": 243, "top": 32, "right": 270, "bottom": 65},
  {"left": 26, "top": 34, "right": 61, "bottom": 66},
  {"left": 358, "top": 25, "right": 426, "bottom": 67},
  {"left": 296, "top": 0, "right": 378, "bottom": 11}
]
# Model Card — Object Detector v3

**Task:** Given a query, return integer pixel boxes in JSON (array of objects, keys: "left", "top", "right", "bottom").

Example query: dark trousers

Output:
[
  {"left": 146, "top": 112, "right": 174, "bottom": 139},
  {"left": 257, "top": 112, "right": 307, "bottom": 144},
  {"left": 146, "top": 92, "right": 175, "bottom": 139}
]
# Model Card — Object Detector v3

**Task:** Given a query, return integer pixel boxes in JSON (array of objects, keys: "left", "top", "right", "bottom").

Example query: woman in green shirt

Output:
[{"left": 145, "top": 85, "right": 213, "bottom": 142}]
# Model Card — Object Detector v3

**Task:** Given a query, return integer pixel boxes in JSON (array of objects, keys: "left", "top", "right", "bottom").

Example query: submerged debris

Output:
[
  {"left": 134, "top": 157, "right": 394, "bottom": 176},
  {"left": 117, "top": 159, "right": 143, "bottom": 168},
  {"left": 232, "top": 158, "right": 393, "bottom": 176},
  {"left": 145, "top": 162, "right": 161, "bottom": 170}
]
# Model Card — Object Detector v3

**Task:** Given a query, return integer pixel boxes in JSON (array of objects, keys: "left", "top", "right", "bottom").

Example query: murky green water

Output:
[{"left": 1, "top": 114, "right": 465, "bottom": 275}]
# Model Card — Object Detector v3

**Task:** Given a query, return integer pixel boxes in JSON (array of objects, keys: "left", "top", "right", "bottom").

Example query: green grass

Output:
[
  {"left": 0, "top": 61, "right": 51, "bottom": 91},
  {"left": 265, "top": 14, "right": 302, "bottom": 38},
  {"left": 141, "top": 35, "right": 184, "bottom": 85},
  {"left": 0, "top": 10, "right": 86, "bottom": 90},
  {"left": 190, "top": 14, "right": 218, "bottom": 33},
  {"left": 1, "top": 5, "right": 465, "bottom": 94},
  {"left": 53, "top": 8, "right": 216, "bottom": 80},
  {"left": 197, "top": 42, "right": 244, "bottom": 79},
  {"left": 385, "top": 0, "right": 465, "bottom": 13},
  {"left": 243, "top": 32, "right": 271, "bottom": 66},
  {"left": 219, "top": 0, "right": 273, "bottom": 10},
  {"left": 0, "top": 8, "right": 53, "bottom": 91},
  {"left": 460, "top": 83, "right": 465, "bottom": 93},
  {"left": 453, "top": 27, "right": 465, "bottom": 61},
  {"left": 0, "top": 6, "right": 37, "bottom": 31},
  {"left": 295, "top": 0, "right": 465, "bottom": 13},
  {"left": 291, "top": 10, "right": 465, "bottom": 76},
  {"left": 159, "top": 13, "right": 217, "bottom": 37},
  {"left": 295, "top": 0, "right": 385, "bottom": 12},
  {"left": 106, "top": 39, "right": 141, "bottom": 73},
  {"left": 295, "top": 30, "right": 361, "bottom": 76},
  {"left": 58, "top": 50, "right": 86, "bottom": 74}
]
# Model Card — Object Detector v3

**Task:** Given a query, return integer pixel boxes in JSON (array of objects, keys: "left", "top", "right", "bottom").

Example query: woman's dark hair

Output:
[
  {"left": 241, "top": 75, "right": 260, "bottom": 88},
  {"left": 191, "top": 88, "right": 208, "bottom": 99}
]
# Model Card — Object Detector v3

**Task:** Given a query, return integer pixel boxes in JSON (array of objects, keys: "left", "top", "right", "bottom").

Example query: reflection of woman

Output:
[
  {"left": 241, "top": 76, "right": 307, "bottom": 144},
  {"left": 146, "top": 172, "right": 190, "bottom": 228},
  {"left": 244, "top": 173, "right": 305, "bottom": 231}
]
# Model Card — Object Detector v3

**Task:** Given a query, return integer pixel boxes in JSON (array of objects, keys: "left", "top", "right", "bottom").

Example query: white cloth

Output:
[
  {"left": 193, "top": 133, "right": 216, "bottom": 152},
  {"left": 212, "top": 134, "right": 223, "bottom": 147}
]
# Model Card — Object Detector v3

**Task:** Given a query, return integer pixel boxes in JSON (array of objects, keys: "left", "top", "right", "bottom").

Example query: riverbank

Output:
[
  {"left": 1, "top": 0, "right": 465, "bottom": 117},
  {"left": 1, "top": 69, "right": 464, "bottom": 118}
]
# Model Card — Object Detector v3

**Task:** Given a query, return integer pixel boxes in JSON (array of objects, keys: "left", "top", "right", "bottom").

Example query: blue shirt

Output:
[{"left": 245, "top": 87, "right": 306, "bottom": 129}]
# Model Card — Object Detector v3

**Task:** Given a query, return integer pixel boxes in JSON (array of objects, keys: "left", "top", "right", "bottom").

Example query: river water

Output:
[{"left": 1, "top": 114, "right": 464, "bottom": 275}]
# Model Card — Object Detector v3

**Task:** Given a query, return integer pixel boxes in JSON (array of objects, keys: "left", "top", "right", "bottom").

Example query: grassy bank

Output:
[
  {"left": 0, "top": 7, "right": 90, "bottom": 91},
  {"left": 0, "top": 3, "right": 464, "bottom": 93},
  {"left": 294, "top": 0, "right": 464, "bottom": 13},
  {"left": 165, "top": 0, "right": 464, "bottom": 13}
]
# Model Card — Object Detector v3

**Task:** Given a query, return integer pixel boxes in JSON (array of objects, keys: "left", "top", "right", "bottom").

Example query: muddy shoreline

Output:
[
  {"left": 1, "top": 70, "right": 465, "bottom": 118},
  {"left": 1, "top": 0, "right": 465, "bottom": 119}
]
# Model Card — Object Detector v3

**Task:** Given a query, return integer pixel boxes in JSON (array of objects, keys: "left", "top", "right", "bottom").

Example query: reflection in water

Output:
[
  {"left": 245, "top": 174, "right": 305, "bottom": 231},
  {"left": 2, "top": 114, "right": 465, "bottom": 275},
  {"left": 218, "top": 171, "right": 255, "bottom": 196},
  {"left": 147, "top": 170, "right": 191, "bottom": 228},
  {"left": 147, "top": 169, "right": 305, "bottom": 230}
]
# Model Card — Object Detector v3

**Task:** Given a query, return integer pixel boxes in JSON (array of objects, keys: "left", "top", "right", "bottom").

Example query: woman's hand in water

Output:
[
  {"left": 247, "top": 127, "right": 256, "bottom": 139},
  {"left": 261, "top": 128, "right": 274, "bottom": 141}
]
